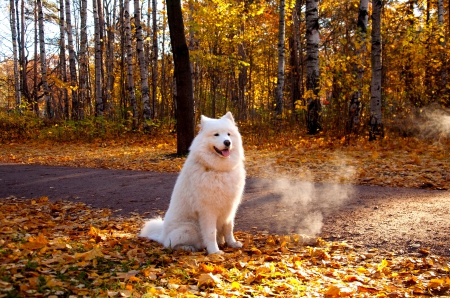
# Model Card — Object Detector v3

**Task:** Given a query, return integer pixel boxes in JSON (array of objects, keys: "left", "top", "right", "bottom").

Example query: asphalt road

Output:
[{"left": 1, "top": 163, "right": 449, "bottom": 256}]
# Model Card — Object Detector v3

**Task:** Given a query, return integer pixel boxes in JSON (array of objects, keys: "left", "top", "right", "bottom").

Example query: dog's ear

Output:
[
  {"left": 222, "top": 112, "right": 235, "bottom": 124},
  {"left": 199, "top": 115, "right": 210, "bottom": 130}
]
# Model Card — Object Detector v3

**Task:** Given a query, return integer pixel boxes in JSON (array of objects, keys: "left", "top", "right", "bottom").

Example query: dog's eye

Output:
[
  {"left": 214, "top": 133, "right": 219, "bottom": 137},
  {"left": 227, "top": 133, "right": 231, "bottom": 136}
]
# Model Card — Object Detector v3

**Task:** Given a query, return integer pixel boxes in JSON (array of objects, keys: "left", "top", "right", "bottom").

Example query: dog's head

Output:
[{"left": 189, "top": 112, "right": 244, "bottom": 171}]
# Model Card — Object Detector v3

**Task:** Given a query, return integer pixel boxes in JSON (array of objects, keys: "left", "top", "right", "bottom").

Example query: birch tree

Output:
[
  {"left": 134, "top": 0, "right": 152, "bottom": 128},
  {"left": 369, "top": 0, "right": 383, "bottom": 140},
  {"left": 347, "top": 0, "right": 368, "bottom": 135},
  {"left": 33, "top": 1, "right": 39, "bottom": 115},
  {"left": 438, "top": 0, "right": 447, "bottom": 94},
  {"left": 105, "top": 0, "right": 117, "bottom": 118},
  {"left": 167, "top": 0, "right": 195, "bottom": 154},
  {"left": 289, "top": 0, "right": 302, "bottom": 113},
  {"left": 19, "top": 0, "right": 29, "bottom": 102},
  {"left": 93, "top": 0, "right": 103, "bottom": 116},
  {"left": 78, "top": 0, "right": 88, "bottom": 119},
  {"left": 124, "top": 0, "right": 137, "bottom": 126},
  {"left": 65, "top": 0, "right": 78, "bottom": 119},
  {"left": 9, "top": 0, "right": 21, "bottom": 108},
  {"left": 305, "top": 0, "right": 321, "bottom": 134},
  {"left": 152, "top": 0, "right": 158, "bottom": 118},
  {"left": 59, "top": 0, "right": 69, "bottom": 118},
  {"left": 275, "top": 0, "right": 286, "bottom": 117},
  {"left": 37, "top": 0, "right": 52, "bottom": 117}
]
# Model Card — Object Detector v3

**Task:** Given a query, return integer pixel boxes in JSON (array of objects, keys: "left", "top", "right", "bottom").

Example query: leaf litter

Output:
[
  {"left": 1, "top": 135, "right": 449, "bottom": 189},
  {"left": 1, "top": 135, "right": 450, "bottom": 296},
  {"left": 0, "top": 196, "right": 449, "bottom": 297}
]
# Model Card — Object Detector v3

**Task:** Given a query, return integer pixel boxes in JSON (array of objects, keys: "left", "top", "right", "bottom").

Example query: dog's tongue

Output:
[{"left": 222, "top": 149, "right": 230, "bottom": 157}]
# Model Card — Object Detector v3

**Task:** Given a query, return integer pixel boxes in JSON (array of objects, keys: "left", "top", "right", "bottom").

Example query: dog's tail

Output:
[{"left": 139, "top": 217, "right": 164, "bottom": 242}]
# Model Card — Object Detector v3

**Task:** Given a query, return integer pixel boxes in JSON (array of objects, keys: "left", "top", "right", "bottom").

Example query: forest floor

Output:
[{"left": 1, "top": 136, "right": 450, "bottom": 296}]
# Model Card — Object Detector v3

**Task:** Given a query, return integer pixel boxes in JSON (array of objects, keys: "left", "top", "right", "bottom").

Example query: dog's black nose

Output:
[{"left": 224, "top": 140, "right": 231, "bottom": 147}]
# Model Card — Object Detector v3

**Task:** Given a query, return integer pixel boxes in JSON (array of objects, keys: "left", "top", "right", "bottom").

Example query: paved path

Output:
[{"left": 1, "top": 163, "right": 449, "bottom": 256}]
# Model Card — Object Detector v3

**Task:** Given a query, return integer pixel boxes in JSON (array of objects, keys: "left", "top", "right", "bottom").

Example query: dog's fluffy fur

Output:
[{"left": 139, "top": 112, "right": 245, "bottom": 254}]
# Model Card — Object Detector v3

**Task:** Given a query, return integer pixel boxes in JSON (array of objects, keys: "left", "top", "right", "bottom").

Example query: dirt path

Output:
[{"left": 1, "top": 163, "right": 449, "bottom": 256}]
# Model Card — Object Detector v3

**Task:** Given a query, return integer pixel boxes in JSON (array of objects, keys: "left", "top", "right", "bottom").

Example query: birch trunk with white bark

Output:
[
  {"left": 275, "top": 0, "right": 286, "bottom": 117},
  {"left": 124, "top": 0, "right": 137, "bottom": 127},
  {"left": 305, "top": 0, "right": 321, "bottom": 134},
  {"left": 134, "top": 0, "right": 152, "bottom": 128},
  {"left": 9, "top": 0, "right": 21, "bottom": 108},
  {"left": 369, "top": 0, "right": 383, "bottom": 141},
  {"left": 37, "top": 0, "right": 52, "bottom": 117}
]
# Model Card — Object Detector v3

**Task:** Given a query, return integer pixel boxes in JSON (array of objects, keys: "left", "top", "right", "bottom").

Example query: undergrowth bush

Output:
[
  {"left": 0, "top": 111, "right": 45, "bottom": 142},
  {"left": 0, "top": 112, "right": 156, "bottom": 143}
]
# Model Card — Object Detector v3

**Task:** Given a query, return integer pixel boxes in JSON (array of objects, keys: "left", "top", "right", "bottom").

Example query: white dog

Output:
[{"left": 140, "top": 112, "right": 245, "bottom": 254}]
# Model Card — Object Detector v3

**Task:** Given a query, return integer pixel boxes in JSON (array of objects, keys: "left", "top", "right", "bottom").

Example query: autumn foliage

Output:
[{"left": 0, "top": 196, "right": 449, "bottom": 297}]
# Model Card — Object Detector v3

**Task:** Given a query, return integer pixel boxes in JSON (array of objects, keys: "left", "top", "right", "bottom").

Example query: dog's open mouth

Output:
[{"left": 214, "top": 147, "right": 230, "bottom": 157}]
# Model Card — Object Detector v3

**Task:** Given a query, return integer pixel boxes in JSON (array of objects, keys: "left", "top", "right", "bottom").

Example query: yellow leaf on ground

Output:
[
  {"left": 22, "top": 234, "right": 48, "bottom": 250},
  {"left": 197, "top": 273, "right": 221, "bottom": 287},
  {"left": 75, "top": 247, "right": 104, "bottom": 261}
]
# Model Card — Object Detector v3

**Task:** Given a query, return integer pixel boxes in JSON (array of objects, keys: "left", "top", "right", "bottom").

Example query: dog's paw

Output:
[
  {"left": 208, "top": 249, "right": 225, "bottom": 255},
  {"left": 177, "top": 245, "right": 198, "bottom": 252},
  {"left": 228, "top": 241, "right": 243, "bottom": 248}
]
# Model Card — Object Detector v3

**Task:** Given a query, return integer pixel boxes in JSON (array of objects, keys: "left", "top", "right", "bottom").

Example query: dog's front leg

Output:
[
  {"left": 199, "top": 215, "right": 222, "bottom": 254},
  {"left": 223, "top": 220, "right": 242, "bottom": 249}
]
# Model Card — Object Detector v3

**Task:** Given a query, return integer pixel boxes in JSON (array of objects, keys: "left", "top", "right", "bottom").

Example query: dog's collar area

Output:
[{"left": 214, "top": 146, "right": 230, "bottom": 157}]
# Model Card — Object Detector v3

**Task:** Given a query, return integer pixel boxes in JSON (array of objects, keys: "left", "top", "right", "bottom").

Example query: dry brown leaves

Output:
[
  {"left": 0, "top": 135, "right": 449, "bottom": 189},
  {"left": 1, "top": 196, "right": 449, "bottom": 297}
]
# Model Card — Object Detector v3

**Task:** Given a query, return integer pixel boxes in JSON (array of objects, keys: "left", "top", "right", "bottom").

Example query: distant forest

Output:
[{"left": 1, "top": 0, "right": 449, "bottom": 139}]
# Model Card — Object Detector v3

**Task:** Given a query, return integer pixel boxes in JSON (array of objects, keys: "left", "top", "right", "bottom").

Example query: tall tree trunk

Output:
[
  {"left": 305, "top": 0, "right": 321, "bottom": 134},
  {"left": 65, "top": 0, "right": 78, "bottom": 119},
  {"left": 124, "top": 0, "right": 137, "bottom": 127},
  {"left": 167, "top": 0, "right": 195, "bottom": 155},
  {"left": 33, "top": 2, "right": 39, "bottom": 115},
  {"left": 59, "top": 0, "right": 69, "bottom": 118},
  {"left": 289, "top": 0, "right": 302, "bottom": 114},
  {"left": 438, "top": 0, "right": 447, "bottom": 97},
  {"left": 37, "top": 0, "right": 52, "bottom": 117},
  {"left": 160, "top": 0, "right": 167, "bottom": 119},
  {"left": 78, "top": 0, "right": 88, "bottom": 119},
  {"left": 347, "top": 0, "right": 368, "bottom": 135},
  {"left": 369, "top": 0, "right": 383, "bottom": 141},
  {"left": 275, "top": 0, "right": 286, "bottom": 117},
  {"left": 105, "top": 0, "right": 117, "bottom": 119},
  {"left": 93, "top": 0, "right": 103, "bottom": 116},
  {"left": 9, "top": 0, "right": 21, "bottom": 109},
  {"left": 20, "top": 0, "right": 29, "bottom": 103},
  {"left": 97, "top": 0, "right": 106, "bottom": 113},
  {"left": 152, "top": 0, "right": 158, "bottom": 119},
  {"left": 135, "top": 0, "right": 152, "bottom": 128}
]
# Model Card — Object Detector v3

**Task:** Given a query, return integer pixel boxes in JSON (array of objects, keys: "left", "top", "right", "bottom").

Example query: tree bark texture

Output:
[
  {"left": 33, "top": 2, "right": 39, "bottom": 115},
  {"left": 105, "top": 0, "right": 117, "bottom": 119},
  {"left": 134, "top": 0, "right": 152, "bottom": 128},
  {"left": 152, "top": 0, "right": 158, "bottom": 119},
  {"left": 305, "top": 0, "right": 321, "bottom": 134},
  {"left": 369, "top": 0, "right": 383, "bottom": 141},
  {"left": 37, "top": 0, "right": 52, "bottom": 117},
  {"left": 289, "top": 0, "right": 302, "bottom": 112},
  {"left": 124, "top": 0, "right": 137, "bottom": 126},
  {"left": 167, "top": 0, "right": 195, "bottom": 155},
  {"left": 347, "top": 0, "right": 368, "bottom": 135},
  {"left": 20, "top": 0, "right": 29, "bottom": 103},
  {"left": 438, "top": 0, "right": 447, "bottom": 94},
  {"left": 9, "top": 0, "right": 21, "bottom": 108},
  {"left": 65, "top": 0, "right": 78, "bottom": 119},
  {"left": 78, "top": 0, "right": 88, "bottom": 119},
  {"left": 275, "top": 0, "right": 286, "bottom": 117},
  {"left": 59, "top": 0, "right": 69, "bottom": 118},
  {"left": 93, "top": 0, "right": 103, "bottom": 116}
]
